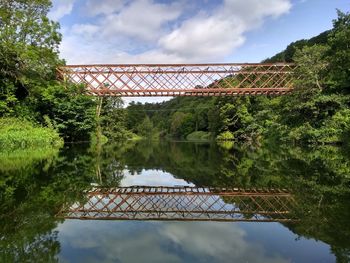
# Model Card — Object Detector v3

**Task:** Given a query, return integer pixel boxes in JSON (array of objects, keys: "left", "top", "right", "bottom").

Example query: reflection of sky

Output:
[
  {"left": 57, "top": 220, "right": 335, "bottom": 263},
  {"left": 121, "top": 169, "right": 195, "bottom": 187}
]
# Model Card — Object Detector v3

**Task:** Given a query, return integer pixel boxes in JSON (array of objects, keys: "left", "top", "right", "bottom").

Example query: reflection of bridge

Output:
[
  {"left": 57, "top": 63, "right": 295, "bottom": 97},
  {"left": 57, "top": 186, "right": 297, "bottom": 222}
]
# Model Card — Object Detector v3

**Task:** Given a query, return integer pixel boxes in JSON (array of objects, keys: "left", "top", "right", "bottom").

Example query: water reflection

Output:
[
  {"left": 0, "top": 140, "right": 349, "bottom": 262},
  {"left": 120, "top": 169, "right": 194, "bottom": 187},
  {"left": 58, "top": 186, "right": 296, "bottom": 222},
  {"left": 57, "top": 220, "right": 334, "bottom": 263}
]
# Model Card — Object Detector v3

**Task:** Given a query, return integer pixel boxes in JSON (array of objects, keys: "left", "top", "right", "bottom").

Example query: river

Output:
[{"left": 1, "top": 140, "right": 349, "bottom": 262}]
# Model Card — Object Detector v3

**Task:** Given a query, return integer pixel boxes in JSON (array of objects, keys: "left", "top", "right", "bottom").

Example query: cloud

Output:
[
  {"left": 49, "top": 0, "right": 75, "bottom": 21},
  {"left": 84, "top": 0, "right": 125, "bottom": 16},
  {"left": 99, "top": 0, "right": 183, "bottom": 42},
  {"left": 159, "top": 14, "right": 245, "bottom": 60},
  {"left": 159, "top": 0, "right": 292, "bottom": 60},
  {"left": 71, "top": 24, "right": 100, "bottom": 37},
  {"left": 58, "top": 0, "right": 291, "bottom": 64}
]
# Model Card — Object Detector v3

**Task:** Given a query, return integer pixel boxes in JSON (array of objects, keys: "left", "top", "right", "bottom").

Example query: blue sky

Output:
[{"left": 49, "top": 0, "right": 349, "bottom": 64}]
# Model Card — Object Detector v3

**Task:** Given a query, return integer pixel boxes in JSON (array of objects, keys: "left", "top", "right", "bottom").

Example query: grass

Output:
[{"left": 0, "top": 118, "right": 63, "bottom": 150}]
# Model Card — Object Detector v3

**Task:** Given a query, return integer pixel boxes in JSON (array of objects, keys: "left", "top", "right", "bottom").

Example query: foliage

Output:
[
  {"left": 0, "top": 0, "right": 62, "bottom": 116},
  {"left": 99, "top": 97, "right": 133, "bottom": 140},
  {"left": 34, "top": 83, "right": 97, "bottom": 142},
  {"left": 216, "top": 131, "right": 235, "bottom": 141},
  {"left": 0, "top": 0, "right": 131, "bottom": 144},
  {"left": 0, "top": 118, "right": 62, "bottom": 149},
  {"left": 293, "top": 44, "right": 330, "bottom": 90},
  {"left": 137, "top": 116, "right": 154, "bottom": 137}
]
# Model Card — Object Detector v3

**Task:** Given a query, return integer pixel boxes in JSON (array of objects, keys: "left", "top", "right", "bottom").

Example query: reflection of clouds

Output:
[
  {"left": 57, "top": 220, "right": 289, "bottom": 263},
  {"left": 121, "top": 169, "right": 195, "bottom": 187},
  {"left": 162, "top": 223, "right": 288, "bottom": 263}
]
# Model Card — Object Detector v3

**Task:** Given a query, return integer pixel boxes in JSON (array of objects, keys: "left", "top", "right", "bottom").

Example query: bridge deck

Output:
[
  {"left": 57, "top": 186, "right": 297, "bottom": 222},
  {"left": 57, "top": 63, "right": 295, "bottom": 97}
]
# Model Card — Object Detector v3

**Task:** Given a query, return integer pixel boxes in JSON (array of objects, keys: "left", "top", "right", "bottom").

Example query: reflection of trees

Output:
[
  {"left": 0, "top": 144, "right": 112, "bottom": 262},
  {"left": 1, "top": 197, "right": 60, "bottom": 263},
  {"left": 1, "top": 140, "right": 349, "bottom": 261},
  {"left": 106, "top": 140, "right": 350, "bottom": 262},
  {"left": 0, "top": 150, "right": 62, "bottom": 262}
]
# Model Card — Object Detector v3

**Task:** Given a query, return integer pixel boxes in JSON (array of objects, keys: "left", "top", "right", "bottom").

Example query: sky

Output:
[{"left": 48, "top": 0, "right": 349, "bottom": 103}]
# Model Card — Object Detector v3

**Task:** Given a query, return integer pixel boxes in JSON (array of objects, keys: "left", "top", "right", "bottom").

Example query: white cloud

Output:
[
  {"left": 49, "top": 0, "right": 75, "bottom": 21},
  {"left": 222, "top": 0, "right": 292, "bottom": 24},
  {"left": 159, "top": 15, "right": 245, "bottom": 60},
  {"left": 71, "top": 24, "right": 100, "bottom": 37},
  {"left": 84, "top": 0, "right": 126, "bottom": 16},
  {"left": 159, "top": 0, "right": 291, "bottom": 60},
  {"left": 58, "top": 0, "right": 291, "bottom": 64},
  {"left": 100, "top": 0, "right": 183, "bottom": 41}
]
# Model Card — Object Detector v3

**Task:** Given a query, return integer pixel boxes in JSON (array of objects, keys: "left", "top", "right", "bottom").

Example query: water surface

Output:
[{"left": 1, "top": 140, "right": 349, "bottom": 262}]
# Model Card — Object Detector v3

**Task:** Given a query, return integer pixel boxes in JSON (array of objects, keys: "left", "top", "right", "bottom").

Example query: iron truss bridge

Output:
[
  {"left": 57, "top": 186, "right": 297, "bottom": 222},
  {"left": 57, "top": 63, "right": 295, "bottom": 97}
]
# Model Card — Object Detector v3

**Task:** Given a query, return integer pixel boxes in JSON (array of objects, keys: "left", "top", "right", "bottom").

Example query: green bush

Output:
[
  {"left": 37, "top": 83, "right": 97, "bottom": 142},
  {"left": 216, "top": 131, "right": 235, "bottom": 141},
  {"left": 0, "top": 118, "right": 63, "bottom": 149}
]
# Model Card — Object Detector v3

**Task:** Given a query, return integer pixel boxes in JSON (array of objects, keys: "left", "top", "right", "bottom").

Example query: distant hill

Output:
[{"left": 263, "top": 30, "right": 331, "bottom": 63}]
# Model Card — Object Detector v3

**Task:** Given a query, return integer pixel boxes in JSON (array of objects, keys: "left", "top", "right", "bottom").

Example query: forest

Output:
[{"left": 0, "top": 1, "right": 349, "bottom": 149}]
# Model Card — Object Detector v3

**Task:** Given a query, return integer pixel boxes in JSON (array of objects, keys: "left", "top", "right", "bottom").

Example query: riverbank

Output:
[{"left": 0, "top": 118, "right": 63, "bottom": 150}]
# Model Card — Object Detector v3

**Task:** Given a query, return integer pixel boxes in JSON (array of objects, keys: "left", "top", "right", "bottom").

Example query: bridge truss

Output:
[
  {"left": 57, "top": 63, "right": 295, "bottom": 97},
  {"left": 57, "top": 186, "right": 297, "bottom": 222}
]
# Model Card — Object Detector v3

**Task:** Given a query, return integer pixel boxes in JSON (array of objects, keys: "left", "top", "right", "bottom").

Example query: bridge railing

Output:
[{"left": 57, "top": 63, "right": 296, "bottom": 97}]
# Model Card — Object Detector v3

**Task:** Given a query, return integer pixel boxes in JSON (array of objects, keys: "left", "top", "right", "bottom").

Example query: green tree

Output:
[
  {"left": 0, "top": 0, "right": 62, "bottom": 115},
  {"left": 137, "top": 116, "right": 154, "bottom": 137},
  {"left": 293, "top": 45, "right": 329, "bottom": 91},
  {"left": 37, "top": 83, "right": 96, "bottom": 142},
  {"left": 170, "top": 112, "right": 194, "bottom": 138},
  {"left": 100, "top": 97, "right": 130, "bottom": 140},
  {"left": 327, "top": 10, "right": 350, "bottom": 91}
]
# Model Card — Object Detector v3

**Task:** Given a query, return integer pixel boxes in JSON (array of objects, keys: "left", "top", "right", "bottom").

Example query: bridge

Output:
[
  {"left": 57, "top": 63, "right": 295, "bottom": 97},
  {"left": 57, "top": 186, "right": 297, "bottom": 222}
]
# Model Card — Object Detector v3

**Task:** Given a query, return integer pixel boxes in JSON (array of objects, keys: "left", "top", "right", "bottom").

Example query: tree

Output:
[
  {"left": 170, "top": 112, "right": 194, "bottom": 138},
  {"left": 327, "top": 10, "right": 350, "bottom": 91},
  {"left": 38, "top": 83, "right": 96, "bottom": 142},
  {"left": 293, "top": 45, "right": 329, "bottom": 91},
  {"left": 136, "top": 116, "right": 154, "bottom": 137},
  {"left": 0, "top": 0, "right": 62, "bottom": 115},
  {"left": 100, "top": 97, "right": 130, "bottom": 140}
]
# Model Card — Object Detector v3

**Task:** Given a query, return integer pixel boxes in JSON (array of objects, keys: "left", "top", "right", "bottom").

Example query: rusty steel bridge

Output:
[
  {"left": 57, "top": 186, "right": 297, "bottom": 222},
  {"left": 57, "top": 63, "right": 295, "bottom": 97}
]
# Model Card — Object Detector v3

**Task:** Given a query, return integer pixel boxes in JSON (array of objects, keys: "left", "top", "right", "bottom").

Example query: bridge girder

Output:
[{"left": 57, "top": 63, "right": 296, "bottom": 97}]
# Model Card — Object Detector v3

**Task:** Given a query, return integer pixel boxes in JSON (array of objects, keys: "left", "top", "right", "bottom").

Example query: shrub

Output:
[
  {"left": 216, "top": 131, "right": 235, "bottom": 141},
  {"left": 0, "top": 118, "right": 63, "bottom": 149}
]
